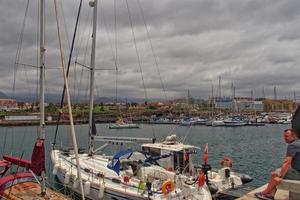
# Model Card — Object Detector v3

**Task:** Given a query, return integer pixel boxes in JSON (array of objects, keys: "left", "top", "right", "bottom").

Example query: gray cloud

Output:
[{"left": 1, "top": 0, "right": 300, "bottom": 101}]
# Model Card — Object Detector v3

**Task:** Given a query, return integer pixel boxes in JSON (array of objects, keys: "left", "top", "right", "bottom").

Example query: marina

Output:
[
  {"left": 1, "top": 0, "right": 300, "bottom": 199},
  {"left": 0, "top": 123, "right": 292, "bottom": 199}
]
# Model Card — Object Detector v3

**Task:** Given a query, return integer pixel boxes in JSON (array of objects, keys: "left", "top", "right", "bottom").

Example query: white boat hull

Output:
[
  {"left": 109, "top": 123, "right": 139, "bottom": 129},
  {"left": 51, "top": 150, "right": 212, "bottom": 200},
  {"left": 55, "top": 171, "right": 148, "bottom": 200}
]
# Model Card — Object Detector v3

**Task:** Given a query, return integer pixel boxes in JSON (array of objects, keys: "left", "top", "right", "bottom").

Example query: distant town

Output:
[{"left": 0, "top": 93, "right": 296, "bottom": 125}]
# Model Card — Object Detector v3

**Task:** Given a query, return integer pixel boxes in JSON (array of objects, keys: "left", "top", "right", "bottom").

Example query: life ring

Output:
[
  {"left": 220, "top": 157, "right": 233, "bottom": 168},
  {"left": 161, "top": 179, "right": 175, "bottom": 195}
]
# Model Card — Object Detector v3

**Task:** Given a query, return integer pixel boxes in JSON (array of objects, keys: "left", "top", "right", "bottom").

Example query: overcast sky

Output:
[{"left": 1, "top": 0, "right": 300, "bottom": 101}]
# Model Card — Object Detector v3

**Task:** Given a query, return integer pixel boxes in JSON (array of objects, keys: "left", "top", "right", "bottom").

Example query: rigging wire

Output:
[
  {"left": 12, "top": 0, "right": 30, "bottom": 99},
  {"left": 80, "top": 20, "right": 93, "bottom": 102},
  {"left": 2, "top": 128, "right": 8, "bottom": 156},
  {"left": 181, "top": 125, "right": 193, "bottom": 143},
  {"left": 16, "top": 126, "right": 28, "bottom": 159},
  {"left": 23, "top": 65, "right": 33, "bottom": 101},
  {"left": 114, "top": 0, "right": 119, "bottom": 107},
  {"left": 59, "top": 0, "right": 75, "bottom": 96},
  {"left": 113, "top": 0, "right": 122, "bottom": 119},
  {"left": 74, "top": 5, "right": 91, "bottom": 101},
  {"left": 137, "top": 0, "right": 178, "bottom": 138},
  {"left": 137, "top": 0, "right": 168, "bottom": 101},
  {"left": 125, "top": 0, "right": 148, "bottom": 101},
  {"left": 59, "top": 0, "right": 71, "bottom": 49},
  {"left": 53, "top": 0, "right": 83, "bottom": 146}
]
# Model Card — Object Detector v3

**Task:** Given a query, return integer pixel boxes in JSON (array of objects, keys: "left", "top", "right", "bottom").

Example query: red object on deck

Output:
[
  {"left": 0, "top": 160, "right": 10, "bottom": 168},
  {"left": 30, "top": 139, "right": 45, "bottom": 176},
  {"left": 203, "top": 143, "right": 209, "bottom": 164},
  {"left": 0, "top": 172, "right": 33, "bottom": 190},
  {"left": 0, "top": 160, "right": 11, "bottom": 176},
  {"left": 3, "top": 155, "right": 31, "bottom": 169},
  {"left": 198, "top": 172, "right": 206, "bottom": 187},
  {"left": 3, "top": 139, "right": 45, "bottom": 176}
]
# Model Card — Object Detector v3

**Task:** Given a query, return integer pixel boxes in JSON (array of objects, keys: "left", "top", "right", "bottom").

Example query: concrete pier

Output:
[{"left": 237, "top": 184, "right": 289, "bottom": 200}]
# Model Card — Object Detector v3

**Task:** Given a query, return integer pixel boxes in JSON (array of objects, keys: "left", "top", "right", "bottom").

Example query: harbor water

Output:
[{"left": 0, "top": 123, "right": 290, "bottom": 188}]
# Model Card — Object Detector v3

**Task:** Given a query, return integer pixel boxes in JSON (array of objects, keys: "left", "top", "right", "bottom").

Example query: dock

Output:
[{"left": 237, "top": 184, "right": 289, "bottom": 200}]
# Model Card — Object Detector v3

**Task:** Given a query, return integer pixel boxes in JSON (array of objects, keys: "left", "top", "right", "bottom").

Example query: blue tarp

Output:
[{"left": 107, "top": 149, "right": 133, "bottom": 175}]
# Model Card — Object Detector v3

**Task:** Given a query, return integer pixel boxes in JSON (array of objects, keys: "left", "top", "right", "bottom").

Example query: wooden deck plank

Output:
[{"left": 2, "top": 182, "right": 69, "bottom": 200}]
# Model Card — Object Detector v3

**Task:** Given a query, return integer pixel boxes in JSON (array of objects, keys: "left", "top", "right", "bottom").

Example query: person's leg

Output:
[{"left": 261, "top": 171, "right": 281, "bottom": 195}]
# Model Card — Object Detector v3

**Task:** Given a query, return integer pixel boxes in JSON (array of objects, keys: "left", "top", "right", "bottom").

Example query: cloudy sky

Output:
[{"left": 1, "top": 0, "right": 300, "bottom": 101}]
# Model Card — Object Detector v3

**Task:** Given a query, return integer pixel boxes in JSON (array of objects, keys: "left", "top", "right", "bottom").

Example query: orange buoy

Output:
[{"left": 161, "top": 179, "right": 175, "bottom": 195}]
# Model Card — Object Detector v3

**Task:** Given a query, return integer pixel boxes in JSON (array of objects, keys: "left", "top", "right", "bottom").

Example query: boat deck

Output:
[
  {"left": 1, "top": 182, "right": 69, "bottom": 200},
  {"left": 237, "top": 184, "right": 289, "bottom": 200}
]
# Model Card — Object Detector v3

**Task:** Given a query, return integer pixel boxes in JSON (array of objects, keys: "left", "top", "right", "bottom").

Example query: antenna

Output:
[
  {"left": 218, "top": 76, "right": 221, "bottom": 99},
  {"left": 233, "top": 86, "right": 236, "bottom": 99},
  {"left": 274, "top": 86, "right": 277, "bottom": 100},
  {"left": 231, "top": 82, "right": 234, "bottom": 99}
]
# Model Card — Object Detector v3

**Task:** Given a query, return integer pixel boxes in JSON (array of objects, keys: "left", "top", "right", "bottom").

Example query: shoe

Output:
[{"left": 254, "top": 192, "right": 274, "bottom": 200}]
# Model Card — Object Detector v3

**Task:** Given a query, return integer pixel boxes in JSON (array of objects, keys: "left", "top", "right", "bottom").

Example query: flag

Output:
[{"left": 198, "top": 171, "right": 206, "bottom": 187}]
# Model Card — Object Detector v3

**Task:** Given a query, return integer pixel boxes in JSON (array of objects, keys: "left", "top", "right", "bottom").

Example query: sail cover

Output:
[
  {"left": 107, "top": 149, "right": 133, "bottom": 175},
  {"left": 30, "top": 139, "right": 45, "bottom": 176}
]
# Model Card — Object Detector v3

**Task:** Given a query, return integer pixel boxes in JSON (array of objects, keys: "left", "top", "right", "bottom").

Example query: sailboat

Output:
[
  {"left": 51, "top": 1, "right": 212, "bottom": 199},
  {"left": 0, "top": 0, "right": 68, "bottom": 199}
]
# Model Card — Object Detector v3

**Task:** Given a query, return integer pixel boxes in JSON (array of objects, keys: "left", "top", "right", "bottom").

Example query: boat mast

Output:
[
  {"left": 88, "top": 0, "right": 97, "bottom": 155},
  {"left": 39, "top": 0, "right": 45, "bottom": 140},
  {"left": 39, "top": 0, "right": 46, "bottom": 194}
]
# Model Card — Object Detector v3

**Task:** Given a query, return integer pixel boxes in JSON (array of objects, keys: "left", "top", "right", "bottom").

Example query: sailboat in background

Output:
[
  {"left": 0, "top": 0, "right": 68, "bottom": 199},
  {"left": 51, "top": 0, "right": 212, "bottom": 199},
  {"left": 206, "top": 85, "right": 224, "bottom": 127}
]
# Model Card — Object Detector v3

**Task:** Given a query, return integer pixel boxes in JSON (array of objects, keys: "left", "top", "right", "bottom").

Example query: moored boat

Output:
[
  {"left": 51, "top": 147, "right": 212, "bottom": 200},
  {"left": 206, "top": 119, "right": 225, "bottom": 127},
  {"left": 141, "top": 135, "right": 253, "bottom": 196},
  {"left": 109, "top": 118, "right": 139, "bottom": 129},
  {"left": 223, "top": 116, "right": 247, "bottom": 127}
]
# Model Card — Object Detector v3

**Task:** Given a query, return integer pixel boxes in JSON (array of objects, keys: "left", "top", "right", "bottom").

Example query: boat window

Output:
[{"left": 173, "top": 151, "right": 186, "bottom": 172}]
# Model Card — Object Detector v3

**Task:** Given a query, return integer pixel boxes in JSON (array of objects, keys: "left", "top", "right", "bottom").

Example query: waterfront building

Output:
[
  {"left": 0, "top": 98, "right": 17, "bottom": 111},
  {"left": 233, "top": 98, "right": 263, "bottom": 112},
  {"left": 215, "top": 97, "right": 233, "bottom": 110},
  {"left": 4, "top": 115, "right": 40, "bottom": 121},
  {"left": 263, "top": 99, "right": 295, "bottom": 112}
]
